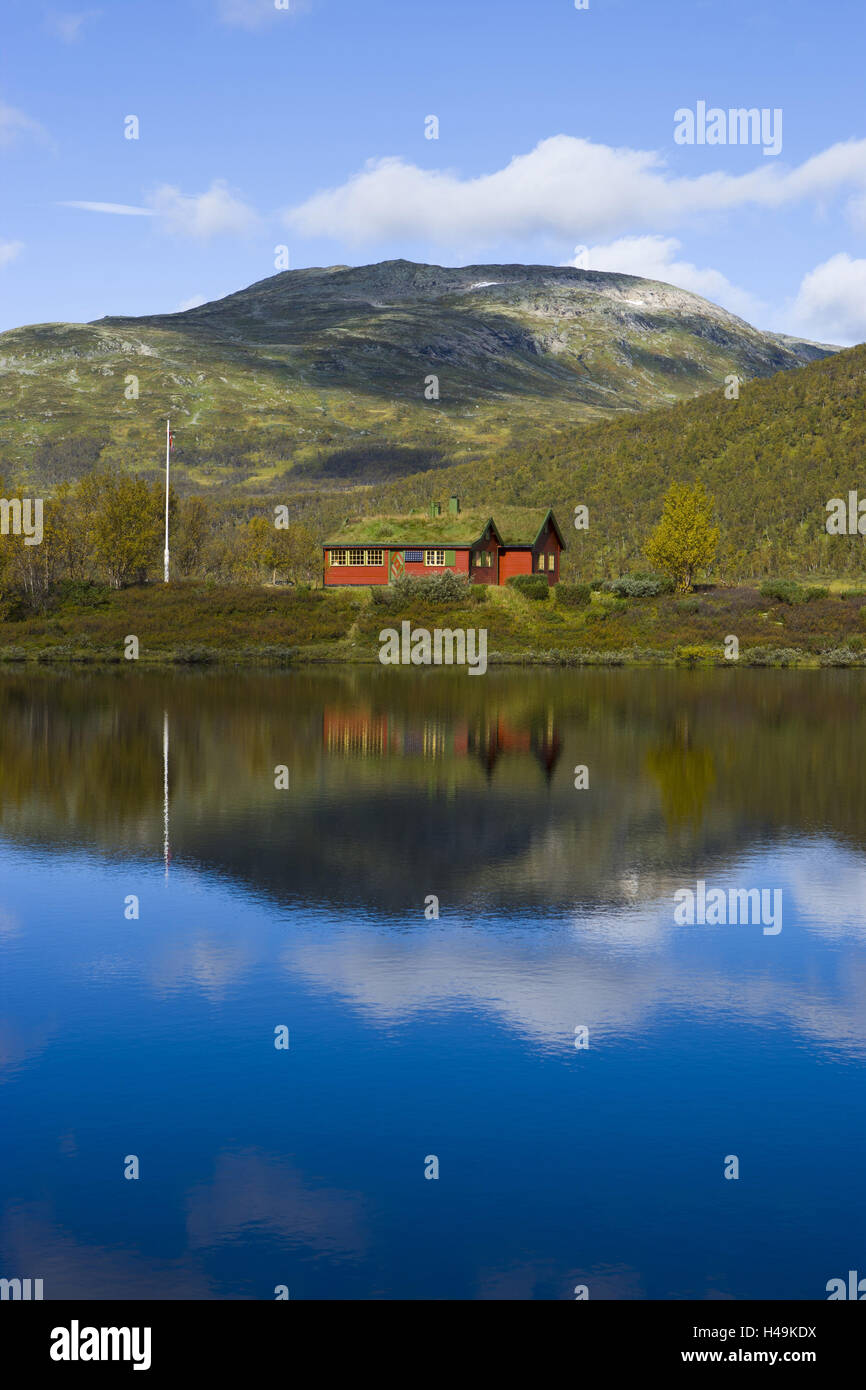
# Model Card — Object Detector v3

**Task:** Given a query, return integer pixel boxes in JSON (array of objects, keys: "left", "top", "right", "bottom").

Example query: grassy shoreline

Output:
[{"left": 2, "top": 578, "right": 866, "bottom": 669}]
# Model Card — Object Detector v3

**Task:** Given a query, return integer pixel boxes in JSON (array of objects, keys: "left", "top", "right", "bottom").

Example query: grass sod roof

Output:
[{"left": 325, "top": 507, "right": 565, "bottom": 548}]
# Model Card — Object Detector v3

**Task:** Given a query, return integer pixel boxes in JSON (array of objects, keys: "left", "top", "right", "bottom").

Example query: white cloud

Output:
[
  {"left": 44, "top": 10, "right": 99, "bottom": 43},
  {"left": 566, "top": 235, "right": 763, "bottom": 320},
  {"left": 283, "top": 134, "right": 866, "bottom": 249},
  {"left": 216, "top": 0, "right": 306, "bottom": 29},
  {"left": 60, "top": 181, "right": 259, "bottom": 239},
  {"left": 0, "top": 98, "right": 49, "bottom": 148},
  {"left": 0, "top": 240, "right": 23, "bottom": 267},
  {"left": 788, "top": 253, "right": 866, "bottom": 346},
  {"left": 149, "top": 180, "right": 259, "bottom": 238},
  {"left": 60, "top": 200, "right": 154, "bottom": 216}
]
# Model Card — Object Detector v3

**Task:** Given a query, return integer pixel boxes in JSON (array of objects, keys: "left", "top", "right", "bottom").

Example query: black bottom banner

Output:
[{"left": 2, "top": 1298, "right": 859, "bottom": 1376}]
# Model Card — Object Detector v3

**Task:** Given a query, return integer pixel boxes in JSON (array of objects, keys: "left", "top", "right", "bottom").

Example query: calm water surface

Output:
[{"left": 0, "top": 667, "right": 863, "bottom": 1299}]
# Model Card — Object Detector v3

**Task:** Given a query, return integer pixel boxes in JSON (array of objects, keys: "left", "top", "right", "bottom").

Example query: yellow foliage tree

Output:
[{"left": 645, "top": 482, "right": 719, "bottom": 592}]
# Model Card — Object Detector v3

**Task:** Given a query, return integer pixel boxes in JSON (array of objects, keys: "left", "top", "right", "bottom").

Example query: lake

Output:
[{"left": 0, "top": 666, "right": 863, "bottom": 1300}]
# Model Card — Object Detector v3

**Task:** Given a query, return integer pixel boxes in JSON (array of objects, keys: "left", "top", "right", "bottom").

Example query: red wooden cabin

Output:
[{"left": 323, "top": 497, "right": 565, "bottom": 587}]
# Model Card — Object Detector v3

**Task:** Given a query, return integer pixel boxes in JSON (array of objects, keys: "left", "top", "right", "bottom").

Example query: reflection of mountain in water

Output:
[{"left": 1, "top": 667, "right": 866, "bottom": 914}]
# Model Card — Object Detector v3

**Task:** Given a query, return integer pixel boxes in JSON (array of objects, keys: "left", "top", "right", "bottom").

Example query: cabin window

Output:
[
  {"left": 537, "top": 554, "right": 545, "bottom": 571},
  {"left": 330, "top": 548, "right": 385, "bottom": 566},
  {"left": 425, "top": 549, "right": 445, "bottom": 566},
  {"left": 547, "top": 553, "right": 555, "bottom": 571}
]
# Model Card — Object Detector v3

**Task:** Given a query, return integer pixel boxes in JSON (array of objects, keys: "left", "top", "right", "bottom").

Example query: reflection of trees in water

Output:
[
  {"left": 2, "top": 669, "right": 866, "bottom": 903},
  {"left": 646, "top": 715, "right": 716, "bottom": 830}
]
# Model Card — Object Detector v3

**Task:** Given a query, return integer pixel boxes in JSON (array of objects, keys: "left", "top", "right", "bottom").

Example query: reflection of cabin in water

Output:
[
  {"left": 469, "top": 715, "right": 561, "bottom": 782},
  {"left": 322, "top": 708, "right": 560, "bottom": 780}
]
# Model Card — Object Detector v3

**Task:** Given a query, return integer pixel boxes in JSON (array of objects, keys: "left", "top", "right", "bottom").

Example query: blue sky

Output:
[{"left": 2, "top": 0, "right": 865, "bottom": 341}]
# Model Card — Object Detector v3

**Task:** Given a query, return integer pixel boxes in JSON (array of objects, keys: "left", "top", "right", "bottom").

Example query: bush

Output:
[
  {"left": 252, "top": 645, "right": 295, "bottom": 666},
  {"left": 819, "top": 647, "right": 866, "bottom": 666},
  {"left": 584, "top": 601, "right": 623, "bottom": 623},
  {"left": 468, "top": 586, "right": 488, "bottom": 603},
  {"left": 556, "top": 582, "right": 591, "bottom": 607},
  {"left": 589, "top": 579, "right": 606, "bottom": 592},
  {"left": 603, "top": 572, "right": 673, "bottom": 598},
  {"left": 507, "top": 574, "right": 550, "bottom": 600},
  {"left": 741, "top": 645, "right": 805, "bottom": 667},
  {"left": 675, "top": 644, "right": 718, "bottom": 666},
  {"left": 54, "top": 580, "right": 113, "bottom": 610},
  {"left": 759, "top": 580, "right": 802, "bottom": 604},
  {"left": 759, "top": 580, "right": 827, "bottom": 605},
  {"left": 390, "top": 572, "right": 473, "bottom": 605}
]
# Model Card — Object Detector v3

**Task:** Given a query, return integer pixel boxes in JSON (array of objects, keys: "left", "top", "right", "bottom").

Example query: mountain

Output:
[
  {"left": 0, "top": 260, "right": 837, "bottom": 490},
  {"left": 370, "top": 340, "right": 866, "bottom": 580}
]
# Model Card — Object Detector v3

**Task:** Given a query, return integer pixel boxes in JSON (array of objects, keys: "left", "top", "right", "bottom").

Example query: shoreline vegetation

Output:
[{"left": 3, "top": 575, "right": 866, "bottom": 669}]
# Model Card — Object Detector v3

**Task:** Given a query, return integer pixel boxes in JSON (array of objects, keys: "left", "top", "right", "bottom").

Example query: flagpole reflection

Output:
[{"left": 163, "top": 709, "right": 170, "bottom": 879}]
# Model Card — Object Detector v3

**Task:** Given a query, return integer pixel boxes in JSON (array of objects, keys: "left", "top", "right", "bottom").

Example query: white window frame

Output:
[
  {"left": 425, "top": 548, "right": 445, "bottom": 567},
  {"left": 331, "top": 547, "right": 387, "bottom": 566}
]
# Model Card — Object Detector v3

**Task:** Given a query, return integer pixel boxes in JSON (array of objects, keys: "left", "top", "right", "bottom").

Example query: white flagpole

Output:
[{"left": 164, "top": 417, "right": 171, "bottom": 584}]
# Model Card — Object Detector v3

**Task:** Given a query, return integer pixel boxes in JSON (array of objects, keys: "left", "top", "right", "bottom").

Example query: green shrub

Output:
[
  {"left": 389, "top": 572, "right": 473, "bottom": 605},
  {"left": 556, "top": 582, "right": 591, "bottom": 607},
  {"left": 468, "top": 586, "right": 488, "bottom": 603},
  {"left": 759, "top": 580, "right": 803, "bottom": 604},
  {"left": 741, "top": 645, "right": 805, "bottom": 667},
  {"left": 507, "top": 574, "right": 550, "bottom": 600},
  {"left": 603, "top": 572, "right": 673, "bottom": 598},
  {"left": 675, "top": 644, "right": 718, "bottom": 666},
  {"left": 820, "top": 647, "right": 866, "bottom": 666},
  {"left": 54, "top": 580, "right": 113, "bottom": 610},
  {"left": 252, "top": 645, "right": 295, "bottom": 666},
  {"left": 758, "top": 580, "right": 827, "bottom": 605}
]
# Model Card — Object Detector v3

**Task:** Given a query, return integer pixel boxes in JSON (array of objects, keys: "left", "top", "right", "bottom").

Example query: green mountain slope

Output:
[
  {"left": 0, "top": 260, "right": 835, "bottom": 489},
  {"left": 367, "top": 342, "right": 866, "bottom": 579}
]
